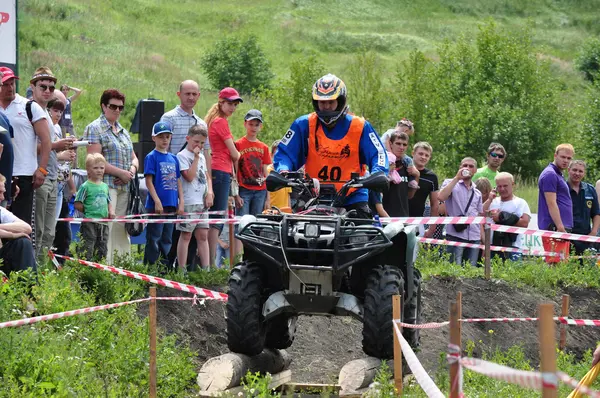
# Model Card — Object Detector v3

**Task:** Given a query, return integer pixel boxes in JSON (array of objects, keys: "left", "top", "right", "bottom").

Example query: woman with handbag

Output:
[
  {"left": 205, "top": 87, "right": 241, "bottom": 266},
  {"left": 84, "top": 89, "right": 139, "bottom": 264}
]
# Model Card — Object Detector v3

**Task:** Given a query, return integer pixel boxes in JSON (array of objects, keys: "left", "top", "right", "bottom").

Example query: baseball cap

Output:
[
  {"left": 152, "top": 121, "right": 172, "bottom": 136},
  {"left": 0, "top": 67, "right": 19, "bottom": 83},
  {"left": 218, "top": 87, "right": 243, "bottom": 103},
  {"left": 244, "top": 109, "right": 263, "bottom": 123}
]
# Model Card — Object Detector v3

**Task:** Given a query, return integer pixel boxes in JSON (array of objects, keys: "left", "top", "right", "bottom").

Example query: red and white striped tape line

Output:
[
  {"left": 0, "top": 297, "right": 150, "bottom": 329},
  {"left": 557, "top": 317, "right": 600, "bottom": 327},
  {"left": 491, "top": 224, "right": 600, "bottom": 244},
  {"left": 57, "top": 210, "right": 227, "bottom": 222},
  {"left": 393, "top": 321, "right": 445, "bottom": 397},
  {"left": 395, "top": 319, "right": 450, "bottom": 329},
  {"left": 381, "top": 216, "right": 486, "bottom": 225},
  {"left": 460, "top": 356, "right": 556, "bottom": 390},
  {"left": 417, "top": 237, "right": 559, "bottom": 257},
  {"left": 54, "top": 217, "right": 240, "bottom": 225},
  {"left": 461, "top": 316, "right": 541, "bottom": 323},
  {"left": 557, "top": 371, "right": 600, "bottom": 397},
  {"left": 52, "top": 253, "right": 228, "bottom": 301}
]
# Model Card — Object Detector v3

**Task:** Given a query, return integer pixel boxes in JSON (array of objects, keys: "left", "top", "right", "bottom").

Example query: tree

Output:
[
  {"left": 576, "top": 38, "right": 600, "bottom": 83},
  {"left": 201, "top": 35, "right": 274, "bottom": 94},
  {"left": 396, "top": 23, "right": 564, "bottom": 180}
]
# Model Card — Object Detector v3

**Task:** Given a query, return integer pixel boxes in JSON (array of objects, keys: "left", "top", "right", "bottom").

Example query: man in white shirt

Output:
[
  {"left": 0, "top": 67, "right": 52, "bottom": 230},
  {"left": 483, "top": 172, "right": 531, "bottom": 261},
  {"left": 0, "top": 173, "right": 36, "bottom": 275}
]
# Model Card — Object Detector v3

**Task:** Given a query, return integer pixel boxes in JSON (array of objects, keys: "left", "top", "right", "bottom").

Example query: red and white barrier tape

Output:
[
  {"left": 461, "top": 316, "right": 541, "bottom": 323},
  {"left": 54, "top": 217, "right": 240, "bottom": 224},
  {"left": 460, "top": 356, "right": 556, "bottom": 390},
  {"left": 557, "top": 371, "right": 600, "bottom": 397},
  {"left": 382, "top": 216, "right": 486, "bottom": 225},
  {"left": 392, "top": 321, "right": 445, "bottom": 398},
  {"left": 446, "top": 343, "right": 464, "bottom": 397},
  {"left": 0, "top": 297, "right": 150, "bottom": 329},
  {"left": 557, "top": 317, "right": 600, "bottom": 327},
  {"left": 417, "top": 237, "right": 560, "bottom": 257},
  {"left": 395, "top": 319, "right": 450, "bottom": 329},
  {"left": 57, "top": 210, "right": 228, "bottom": 222},
  {"left": 51, "top": 253, "right": 228, "bottom": 301},
  {"left": 491, "top": 224, "right": 600, "bottom": 244}
]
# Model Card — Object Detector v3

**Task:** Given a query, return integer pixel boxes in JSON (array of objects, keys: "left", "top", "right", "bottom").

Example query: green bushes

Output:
[
  {"left": 576, "top": 38, "right": 600, "bottom": 82},
  {"left": 396, "top": 23, "right": 564, "bottom": 180},
  {"left": 201, "top": 35, "right": 274, "bottom": 94},
  {"left": 0, "top": 261, "right": 197, "bottom": 397}
]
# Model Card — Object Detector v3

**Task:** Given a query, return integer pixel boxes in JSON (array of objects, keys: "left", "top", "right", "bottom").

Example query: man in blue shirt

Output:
[
  {"left": 273, "top": 74, "right": 388, "bottom": 218},
  {"left": 567, "top": 160, "right": 600, "bottom": 255}
]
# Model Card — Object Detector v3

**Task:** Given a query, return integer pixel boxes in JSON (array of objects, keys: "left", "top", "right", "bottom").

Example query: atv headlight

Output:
[
  {"left": 259, "top": 228, "right": 279, "bottom": 241},
  {"left": 349, "top": 235, "right": 369, "bottom": 244},
  {"left": 304, "top": 223, "right": 320, "bottom": 238}
]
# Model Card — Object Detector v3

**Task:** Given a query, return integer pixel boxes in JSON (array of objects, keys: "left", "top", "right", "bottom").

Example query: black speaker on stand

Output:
[{"left": 130, "top": 99, "right": 164, "bottom": 173}]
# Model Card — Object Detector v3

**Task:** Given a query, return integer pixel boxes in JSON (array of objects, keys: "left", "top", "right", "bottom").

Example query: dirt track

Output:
[{"left": 143, "top": 277, "right": 600, "bottom": 384}]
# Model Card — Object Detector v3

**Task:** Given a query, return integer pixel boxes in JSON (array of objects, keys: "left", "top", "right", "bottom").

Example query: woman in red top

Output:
[
  {"left": 234, "top": 109, "right": 271, "bottom": 216},
  {"left": 205, "top": 87, "right": 241, "bottom": 266}
]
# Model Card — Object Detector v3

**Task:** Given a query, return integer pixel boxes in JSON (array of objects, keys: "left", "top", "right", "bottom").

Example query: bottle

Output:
[{"left": 373, "top": 215, "right": 382, "bottom": 228}]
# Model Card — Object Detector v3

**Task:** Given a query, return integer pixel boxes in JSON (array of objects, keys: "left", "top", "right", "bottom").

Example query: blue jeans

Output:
[
  {"left": 216, "top": 243, "right": 229, "bottom": 268},
  {"left": 239, "top": 187, "right": 267, "bottom": 216},
  {"left": 144, "top": 207, "right": 176, "bottom": 268},
  {"left": 210, "top": 169, "right": 231, "bottom": 233},
  {"left": 446, "top": 234, "right": 480, "bottom": 267}
]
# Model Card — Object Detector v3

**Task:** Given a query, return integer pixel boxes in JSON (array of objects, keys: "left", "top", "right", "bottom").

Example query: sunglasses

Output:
[
  {"left": 37, "top": 84, "right": 55, "bottom": 92},
  {"left": 490, "top": 152, "right": 505, "bottom": 159},
  {"left": 106, "top": 103, "right": 125, "bottom": 111}
]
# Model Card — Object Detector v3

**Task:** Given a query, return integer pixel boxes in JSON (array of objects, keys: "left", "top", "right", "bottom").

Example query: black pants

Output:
[
  {"left": 11, "top": 176, "right": 35, "bottom": 226},
  {"left": 53, "top": 199, "right": 72, "bottom": 263},
  {"left": 0, "top": 236, "right": 36, "bottom": 275}
]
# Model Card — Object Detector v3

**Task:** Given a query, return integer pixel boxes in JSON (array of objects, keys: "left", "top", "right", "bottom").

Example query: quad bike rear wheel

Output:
[
  {"left": 226, "top": 261, "right": 265, "bottom": 356},
  {"left": 362, "top": 265, "right": 404, "bottom": 359},
  {"left": 265, "top": 314, "right": 298, "bottom": 349},
  {"left": 402, "top": 268, "right": 422, "bottom": 349}
]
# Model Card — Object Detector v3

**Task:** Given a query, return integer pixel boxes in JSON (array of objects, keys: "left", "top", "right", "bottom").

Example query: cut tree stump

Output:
[
  {"left": 338, "top": 356, "right": 393, "bottom": 394},
  {"left": 197, "top": 349, "right": 292, "bottom": 393}
]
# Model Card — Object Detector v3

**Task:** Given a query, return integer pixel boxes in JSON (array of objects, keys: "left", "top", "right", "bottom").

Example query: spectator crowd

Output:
[{"left": 0, "top": 66, "right": 598, "bottom": 277}]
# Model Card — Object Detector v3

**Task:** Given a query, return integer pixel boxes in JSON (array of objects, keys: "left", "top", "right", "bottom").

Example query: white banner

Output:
[{"left": 0, "top": 0, "right": 17, "bottom": 65}]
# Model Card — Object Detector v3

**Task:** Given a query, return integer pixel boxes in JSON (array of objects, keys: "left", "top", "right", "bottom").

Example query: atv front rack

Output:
[{"left": 237, "top": 213, "right": 393, "bottom": 272}]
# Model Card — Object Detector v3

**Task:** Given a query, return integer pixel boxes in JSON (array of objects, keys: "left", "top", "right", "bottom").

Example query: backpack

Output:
[
  {"left": 124, "top": 173, "right": 146, "bottom": 237},
  {"left": 26, "top": 100, "right": 34, "bottom": 123}
]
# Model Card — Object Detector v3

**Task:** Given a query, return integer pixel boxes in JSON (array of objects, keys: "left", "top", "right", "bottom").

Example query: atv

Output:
[{"left": 226, "top": 171, "right": 422, "bottom": 359}]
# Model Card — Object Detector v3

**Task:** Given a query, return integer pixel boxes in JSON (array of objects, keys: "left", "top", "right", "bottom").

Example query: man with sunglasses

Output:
[
  {"left": 30, "top": 67, "right": 76, "bottom": 256},
  {"left": 473, "top": 143, "right": 506, "bottom": 189},
  {"left": 0, "top": 66, "right": 52, "bottom": 233}
]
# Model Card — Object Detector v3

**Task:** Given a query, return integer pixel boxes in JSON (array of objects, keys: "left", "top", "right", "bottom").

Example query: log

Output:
[
  {"left": 338, "top": 357, "right": 393, "bottom": 393},
  {"left": 197, "top": 349, "right": 291, "bottom": 392}
]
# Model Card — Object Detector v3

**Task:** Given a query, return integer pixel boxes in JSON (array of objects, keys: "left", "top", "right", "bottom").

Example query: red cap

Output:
[
  {"left": 218, "top": 87, "right": 243, "bottom": 103},
  {"left": 0, "top": 67, "right": 19, "bottom": 83}
]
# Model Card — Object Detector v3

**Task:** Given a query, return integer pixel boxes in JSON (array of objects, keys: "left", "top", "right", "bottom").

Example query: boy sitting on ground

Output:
[{"left": 75, "top": 154, "right": 114, "bottom": 260}]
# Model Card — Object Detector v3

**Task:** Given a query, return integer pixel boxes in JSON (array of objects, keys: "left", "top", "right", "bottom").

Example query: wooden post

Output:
[
  {"left": 392, "top": 295, "right": 402, "bottom": 395},
  {"left": 149, "top": 287, "right": 157, "bottom": 398},
  {"left": 559, "top": 294, "right": 570, "bottom": 351},
  {"left": 484, "top": 212, "right": 491, "bottom": 279},
  {"left": 539, "top": 303, "right": 558, "bottom": 398},
  {"left": 449, "top": 301, "right": 461, "bottom": 398},
  {"left": 456, "top": 291, "right": 462, "bottom": 338},
  {"left": 228, "top": 202, "right": 235, "bottom": 269}
]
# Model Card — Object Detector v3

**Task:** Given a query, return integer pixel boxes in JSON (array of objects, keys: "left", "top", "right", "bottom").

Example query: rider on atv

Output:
[{"left": 273, "top": 74, "right": 388, "bottom": 217}]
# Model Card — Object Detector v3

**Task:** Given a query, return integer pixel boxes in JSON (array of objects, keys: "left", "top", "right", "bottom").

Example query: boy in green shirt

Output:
[{"left": 75, "top": 153, "right": 115, "bottom": 260}]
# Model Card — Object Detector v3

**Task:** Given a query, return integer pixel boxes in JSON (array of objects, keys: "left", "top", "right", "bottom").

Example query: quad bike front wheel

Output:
[
  {"left": 226, "top": 261, "right": 266, "bottom": 356},
  {"left": 362, "top": 265, "right": 404, "bottom": 359}
]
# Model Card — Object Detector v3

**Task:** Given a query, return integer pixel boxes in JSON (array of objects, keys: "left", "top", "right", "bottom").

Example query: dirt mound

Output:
[{"left": 145, "top": 277, "right": 600, "bottom": 383}]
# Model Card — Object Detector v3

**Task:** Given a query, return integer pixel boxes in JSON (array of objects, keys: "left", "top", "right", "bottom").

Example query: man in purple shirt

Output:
[
  {"left": 537, "top": 144, "right": 574, "bottom": 232},
  {"left": 438, "top": 157, "right": 483, "bottom": 267},
  {"left": 537, "top": 143, "right": 574, "bottom": 263}
]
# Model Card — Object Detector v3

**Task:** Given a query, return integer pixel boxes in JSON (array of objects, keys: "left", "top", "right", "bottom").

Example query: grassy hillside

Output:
[{"left": 18, "top": 0, "right": 600, "bottom": 139}]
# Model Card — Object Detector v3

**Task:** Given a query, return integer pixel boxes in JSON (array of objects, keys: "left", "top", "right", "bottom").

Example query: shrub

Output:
[
  {"left": 396, "top": 23, "right": 564, "bottom": 180},
  {"left": 201, "top": 35, "right": 274, "bottom": 94},
  {"left": 576, "top": 38, "right": 600, "bottom": 82}
]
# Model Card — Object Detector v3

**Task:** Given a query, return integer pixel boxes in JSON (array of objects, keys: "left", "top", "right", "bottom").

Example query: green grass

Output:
[{"left": 18, "top": 0, "right": 600, "bottom": 142}]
